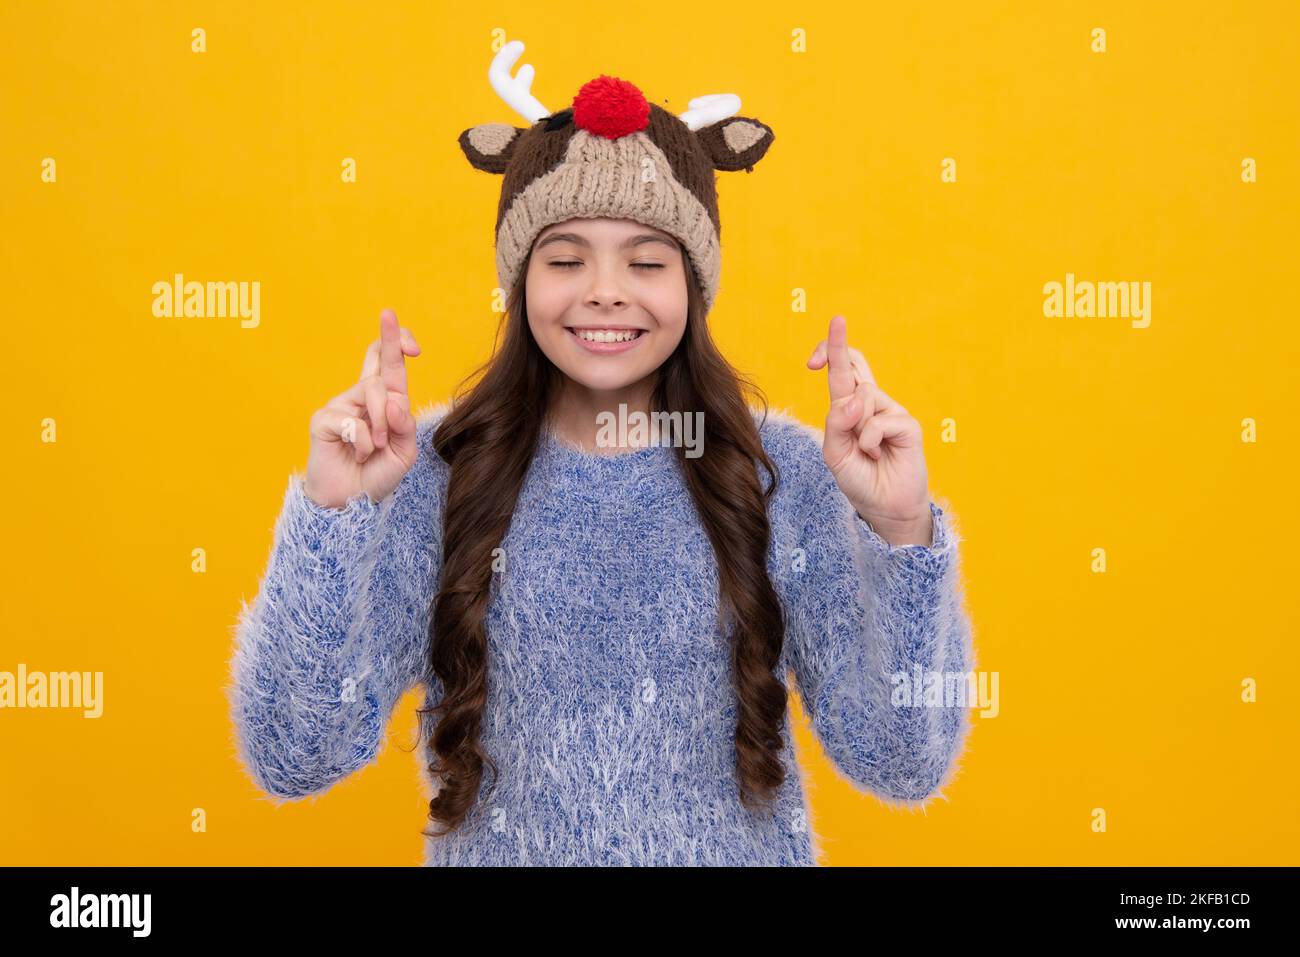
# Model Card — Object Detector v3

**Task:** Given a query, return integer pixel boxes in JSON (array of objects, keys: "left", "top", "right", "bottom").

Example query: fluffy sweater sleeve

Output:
[
  {"left": 777, "top": 426, "right": 975, "bottom": 807},
  {"left": 227, "top": 411, "right": 448, "bottom": 801}
]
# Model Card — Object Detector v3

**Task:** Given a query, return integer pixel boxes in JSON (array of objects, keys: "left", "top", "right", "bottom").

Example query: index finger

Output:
[
  {"left": 850, "top": 348, "right": 877, "bottom": 388},
  {"left": 379, "top": 309, "right": 407, "bottom": 394},
  {"left": 826, "top": 315, "right": 856, "bottom": 402},
  {"left": 360, "top": 326, "right": 420, "bottom": 380}
]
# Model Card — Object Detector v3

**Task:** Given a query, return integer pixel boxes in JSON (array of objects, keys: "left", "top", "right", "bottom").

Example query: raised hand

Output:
[
  {"left": 304, "top": 309, "right": 422, "bottom": 509},
  {"left": 807, "top": 314, "right": 933, "bottom": 546}
]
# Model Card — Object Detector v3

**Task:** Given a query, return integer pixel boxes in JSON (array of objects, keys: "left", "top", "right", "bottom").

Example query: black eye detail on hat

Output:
[{"left": 544, "top": 108, "right": 574, "bottom": 131}]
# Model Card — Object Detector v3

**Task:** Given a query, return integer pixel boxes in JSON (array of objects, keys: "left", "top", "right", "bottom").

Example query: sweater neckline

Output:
[{"left": 530, "top": 425, "right": 681, "bottom": 502}]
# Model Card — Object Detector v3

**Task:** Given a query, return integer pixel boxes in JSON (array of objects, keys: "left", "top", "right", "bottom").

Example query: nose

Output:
[{"left": 584, "top": 260, "right": 629, "bottom": 310}]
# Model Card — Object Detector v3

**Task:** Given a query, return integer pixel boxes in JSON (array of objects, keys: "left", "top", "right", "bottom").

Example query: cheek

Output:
[
  {"left": 525, "top": 273, "right": 569, "bottom": 325},
  {"left": 646, "top": 306, "right": 688, "bottom": 358},
  {"left": 655, "top": 322, "right": 687, "bottom": 356},
  {"left": 648, "top": 281, "right": 689, "bottom": 334}
]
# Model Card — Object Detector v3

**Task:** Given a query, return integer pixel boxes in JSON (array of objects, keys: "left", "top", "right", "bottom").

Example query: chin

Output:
[{"left": 565, "top": 370, "right": 647, "bottom": 392}]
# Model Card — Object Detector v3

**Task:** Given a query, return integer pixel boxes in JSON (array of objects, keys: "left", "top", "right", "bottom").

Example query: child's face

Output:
[{"left": 525, "top": 217, "right": 689, "bottom": 395}]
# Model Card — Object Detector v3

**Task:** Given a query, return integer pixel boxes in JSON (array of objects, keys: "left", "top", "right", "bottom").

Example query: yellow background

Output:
[{"left": 2, "top": 1, "right": 1296, "bottom": 865}]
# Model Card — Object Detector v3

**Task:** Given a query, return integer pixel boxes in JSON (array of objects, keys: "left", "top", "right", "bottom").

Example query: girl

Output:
[{"left": 228, "top": 48, "right": 975, "bottom": 866}]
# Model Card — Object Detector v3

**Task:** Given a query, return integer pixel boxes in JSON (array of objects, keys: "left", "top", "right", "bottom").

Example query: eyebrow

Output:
[{"left": 535, "top": 231, "right": 678, "bottom": 252}]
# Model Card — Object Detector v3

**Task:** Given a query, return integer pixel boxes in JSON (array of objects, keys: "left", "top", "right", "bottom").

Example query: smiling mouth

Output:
[{"left": 566, "top": 327, "right": 646, "bottom": 343}]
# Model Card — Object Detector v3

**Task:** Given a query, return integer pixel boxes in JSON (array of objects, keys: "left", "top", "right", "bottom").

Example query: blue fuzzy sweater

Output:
[{"left": 227, "top": 403, "right": 976, "bottom": 866}]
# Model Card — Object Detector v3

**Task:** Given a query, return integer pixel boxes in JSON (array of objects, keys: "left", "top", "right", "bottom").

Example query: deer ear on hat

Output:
[
  {"left": 694, "top": 115, "right": 775, "bottom": 173},
  {"left": 459, "top": 39, "right": 550, "bottom": 173},
  {"left": 458, "top": 123, "right": 524, "bottom": 174}
]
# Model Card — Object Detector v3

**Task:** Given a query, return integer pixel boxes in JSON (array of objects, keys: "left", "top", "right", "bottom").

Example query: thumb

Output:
[{"left": 823, "top": 394, "right": 861, "bottom": 470}]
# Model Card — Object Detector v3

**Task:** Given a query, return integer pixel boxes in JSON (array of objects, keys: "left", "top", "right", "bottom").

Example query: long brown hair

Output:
[{"left": 418, "top": 243, "right": 787, "bottom": 838}]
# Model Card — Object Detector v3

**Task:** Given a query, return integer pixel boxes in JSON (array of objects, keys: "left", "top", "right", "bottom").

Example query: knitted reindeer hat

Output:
[{"left": 458, "top": 40, "right": 775, "bottom": 313}]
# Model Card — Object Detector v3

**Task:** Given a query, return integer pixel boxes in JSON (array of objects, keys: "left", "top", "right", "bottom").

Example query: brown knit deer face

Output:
[{"left": 458, "top": 40, "right": 775, "bottom": 312}]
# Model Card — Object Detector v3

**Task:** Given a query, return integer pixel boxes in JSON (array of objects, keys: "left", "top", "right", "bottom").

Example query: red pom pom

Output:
[{"left": 572, "top": 75, "right": 650, "bottom": 140}]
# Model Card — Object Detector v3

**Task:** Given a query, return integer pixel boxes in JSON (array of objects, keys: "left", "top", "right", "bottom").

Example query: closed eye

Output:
[{"left": 549, "top": 261, "right": 665, "bottom": 271}]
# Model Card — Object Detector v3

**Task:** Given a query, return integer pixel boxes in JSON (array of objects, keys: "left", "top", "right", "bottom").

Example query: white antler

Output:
[
  {"left": 489, "top": 40, "right": 550, "bottom": 125},
  {"left": 677, "top": 93, "right": 742, "bottom": 131}
]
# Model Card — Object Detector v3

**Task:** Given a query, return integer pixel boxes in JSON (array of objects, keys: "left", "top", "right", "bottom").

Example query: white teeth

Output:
[{"left": 575, "top": 329, "right": 641, "bottom": 343}]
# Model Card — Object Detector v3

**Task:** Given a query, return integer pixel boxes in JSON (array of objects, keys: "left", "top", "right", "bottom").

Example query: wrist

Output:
[{"left": 856, "top": 505, "right": 933, "bottom": 547}]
